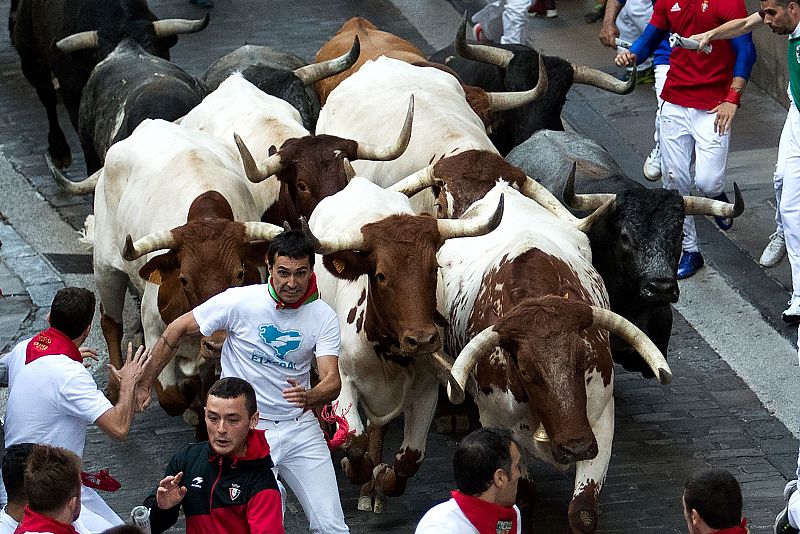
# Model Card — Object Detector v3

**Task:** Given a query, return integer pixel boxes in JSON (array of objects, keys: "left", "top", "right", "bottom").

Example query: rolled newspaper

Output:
[
  {"left": 668, "top": 33, "right": 712, "bottom": 54},
  {"left": 615, "top": 38, "right": 633, "bottom": 49},
  {"left": 130, "top": 505, "right": 152, "bottom": 534}
]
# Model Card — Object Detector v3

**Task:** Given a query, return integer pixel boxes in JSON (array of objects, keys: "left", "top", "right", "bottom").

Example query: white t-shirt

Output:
[
  {"left": 0, "top": 338, "right": 30, "bottom": 389},
  {"left": 193, "top": 284, "right": 340, "bottom": 420},
  {"left": 0, "top": 506, "right": 17, "bottom": 534},
  {"left": 415, "top": 499, "right": 522, "bottom": 534},
  {"left": 4, "top": 353, "right": 113, "bottom": 457}
]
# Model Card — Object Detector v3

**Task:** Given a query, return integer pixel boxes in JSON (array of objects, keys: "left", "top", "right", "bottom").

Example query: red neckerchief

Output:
[
  {"left": 15, "top": 506, "right": 78, "bottom": 534},
  {"left": 25, "top": 327, "right": 82, "bottom": 365},
  {"left": 451, "top": 490, "right": 517, "bottom": 534},
  {"left": 714, "top": 518, "right": 748, "bottom": 534},
  {"left": 268, "top": 273, "right": 319, "bottom": 310}
]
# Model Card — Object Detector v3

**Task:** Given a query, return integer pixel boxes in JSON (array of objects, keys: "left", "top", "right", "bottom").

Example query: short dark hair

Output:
[
  {"left": 50, "top": 287, "right": 95, "bottom": 339},
  {"left": 684, "top": 469, "right": 743, "bottom": 529},
  {"left": 453, "top": 428, "right": 516, "bottom": 496},
  {"left": 207, "top": 377, "right": 257, "bottom": 416},
  {"left": 100, "top": 527, "right": 145, "bottom": 534},
  {"left": 267, "top": 229, "right": 315, "bottom": 268},
  {"left": 24, "top": 444, "right": 82, "bottom": 514},
  {"left": 2, "top": 443, "right": 35, "bottom": 504}
]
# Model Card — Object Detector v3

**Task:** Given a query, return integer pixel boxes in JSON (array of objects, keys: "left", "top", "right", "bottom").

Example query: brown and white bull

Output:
[
  {"left": 302, "top": 177, "right": 503, "bottom": 513},
  {"left": 179, "top": 73, "right": 413, "bottom": 227},
  {"left": 437, "top": 183, "right": 671, "bottom": 533},
  {"left": 316, "top": 55, "right": 546, "bottom": 213},
  {"left": 85, "top": 118, "right": 283, "bottom": 421}
]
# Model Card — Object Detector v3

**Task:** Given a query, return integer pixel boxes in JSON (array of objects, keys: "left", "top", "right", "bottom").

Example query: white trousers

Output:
[
  {"left": 78, "top": 485, "right": 123, "bottom": 533},
  {"left": 776, "top": 105, "right": 800, "bottom": 296},
  {"left": 258, "top": 411, "right": 349, "bottom": 534},
  {"left": 660, "top": 101, "right": 731, "bottom": 252},
  {"left": 616, "top": 0, "right": 653, "bottom": 70},
  {"left": 472, "top": 0, "right": 532, "bottom": 46},
  {"left": 653, "top": 64, "right": 670, "bottom": 176},
  {"left": 789, "top": 447, "right": 800, "bottom": 528}
]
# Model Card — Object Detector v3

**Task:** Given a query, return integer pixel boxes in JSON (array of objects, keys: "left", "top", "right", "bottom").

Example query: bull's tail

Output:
[
  {"left": 47, "top": 155, "right": 100, "bottom": 195},
  {"left": 79, "top": 215, "right": 95, "bottom": 249}
]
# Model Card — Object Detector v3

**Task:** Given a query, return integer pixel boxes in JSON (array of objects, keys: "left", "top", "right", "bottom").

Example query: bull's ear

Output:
[
  {"left": 243, "top": 242, "right": 271, "bottom": 284},
  {"left": 139, "top": 252, "right": 180, "bottom": 285},
  {"left": 268, "top": 145, "right": 278, "bottom": 156},
  {"left": 322, "top": 251, "right": 370, "bottom": 281}
]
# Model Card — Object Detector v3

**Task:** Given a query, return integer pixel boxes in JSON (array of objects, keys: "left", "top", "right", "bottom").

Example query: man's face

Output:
[
  {"left": 496, "top": 443, "right": 525, "bottom": 508},
  {"left": 204, "top": 394, "right": 257, "bottom": 457},
  {"left": 762, "top": 0, "right": 798, "bottom": 34},
  {"left": 269, "top": 255, "right": 312, "bottom": 304}
]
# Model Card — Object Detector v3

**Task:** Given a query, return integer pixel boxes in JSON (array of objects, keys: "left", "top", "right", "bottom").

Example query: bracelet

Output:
[{"left": 723, "top": 88, "right": 742, "bottom": 107}]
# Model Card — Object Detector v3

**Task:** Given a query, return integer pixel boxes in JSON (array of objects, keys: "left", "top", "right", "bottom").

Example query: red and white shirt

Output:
[{"left": 651, "top": 0, "right": 748, "bottom": 109}]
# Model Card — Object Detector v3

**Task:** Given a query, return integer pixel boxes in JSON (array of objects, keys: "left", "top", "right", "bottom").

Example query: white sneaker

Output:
[
  {"left": 782, "top": 295, "right": 800, "bottom": 324},
  {"left": 760, "top": 231, "right": 786, "bottom": 267},
  {"left": 545, "top": 9, "right": 558, "bottom": 17},
  {"left": 643, "top": 143, "right": 662, "bottom": 181}
]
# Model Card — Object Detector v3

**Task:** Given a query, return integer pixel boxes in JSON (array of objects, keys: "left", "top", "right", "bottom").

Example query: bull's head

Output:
[
  {"left": 234, "top": 96, "right": 415, "bottom": 224},
  {"left": 448, "top": 295, "right": 671, "bottom": 464},
  {"left": 54, "top": 15, "right": 209, "bottom": 61},
  {"left": 565, "top": 183, "right": 744, "bottom": 305},
  {"left": 301, "top": 193, "right": 504, "bottom": 356}
]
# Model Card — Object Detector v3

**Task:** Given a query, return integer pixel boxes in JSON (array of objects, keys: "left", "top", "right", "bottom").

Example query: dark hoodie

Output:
[{"left": 145, "top": 429, "right": 283, "bottom": 534}]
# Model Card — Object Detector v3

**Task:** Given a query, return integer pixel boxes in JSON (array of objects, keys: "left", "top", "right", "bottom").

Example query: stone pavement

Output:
[{"left": 0, "top": 0, "right": 799, "bottom": 532}]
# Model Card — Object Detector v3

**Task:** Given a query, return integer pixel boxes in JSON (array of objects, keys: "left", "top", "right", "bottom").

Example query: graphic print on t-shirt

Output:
[{"left": 254, "top": 324, "right": 303, "bottom": 369}]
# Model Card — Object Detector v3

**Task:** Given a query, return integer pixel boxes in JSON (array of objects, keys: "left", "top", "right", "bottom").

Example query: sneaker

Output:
[
  {"left": 545, "top": 9, "right": 558, "bottom": 17},
  {"left": 473, "top": 22, "right": 484, "bottom": 41},
  {"left": 677, "top": 250, "right": 704, "bottom": 279},
  {"left": 643, "top": 143, "right": 662, "bottom": 181},
  {"left": 782, "top": 295, "right": 800, "bottom": 324},
  {"left": 711, "top": 192, "right": 733, "bottom": 230},
  {"left": 636, "top": 66, "right": 655, "bottom": 85},
  {"left": 760, "top": 231, "right": 787, "bottom": 267},
  {"left": 585, "top": 4, "right": 605, "bottom": 23},
  {"left": 775, "top": 479, "right": 799, "bottom": 533}
]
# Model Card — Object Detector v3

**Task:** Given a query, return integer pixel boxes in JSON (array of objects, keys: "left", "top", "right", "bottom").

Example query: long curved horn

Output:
[
  {"left": 438, "top": 193, "right": 504, "bottom": 241},
  {"left": 152, "top": 15, "right": 210, "bottom": 38},
  {"left": 294, "top": 36, "right": 360, "bottom": 85},
  {"left": 55, "top": 31, "right": 99, "bottom": 53},
  {"left": 390, "top": 165, "right": 439, "bottom": 197},
  {"left": 562, "top": 172, "right": 616, "bottom": 212},
  {"left": 590, "top": 306, "right": 673, "bottom": 384},
  {"left": 123, "top": 230, "right": 177, "bottom": 261},
  {"left": 572, "top": 64, "right": 636, "bottom": 95},
  {"left": 448, "top": 326, "right": 501, "bottom": 403},
  {"left": 233, "top": 133, "right": 283, "bottom": 183},
  {"left": 47, "top": 156, "right": 100, "bottom": 195},
  {"left": 683, "top": 182, "right": 744, "bottom": 217},
  {"left": 243, "top": 222, "right": 284, "bottom": 242},
  {"left": 427, "top": 351, "right": 467, "bottom": 405},
  {"left": 454, "top": 12, "right": 514, "bottom": 68},
  {"left": 342, "top": 158, "right": 357, "bottom": 182},
  {"left": 299, "top": 216, "right": 365, "bottom": 254},
  {"left": 487, "top": 55, "right": 548, "bottom": 112},
  {"left": 355, "top": 95, "right": 414, "bottom": 161}
]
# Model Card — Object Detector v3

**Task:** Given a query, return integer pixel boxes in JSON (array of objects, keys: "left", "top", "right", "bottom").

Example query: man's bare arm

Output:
[
  {"left": 138, "top": 312, "right": 202, "bottom": 403},
  {"left": 690, "top": 12, "right": 763, "bottom": 48}
]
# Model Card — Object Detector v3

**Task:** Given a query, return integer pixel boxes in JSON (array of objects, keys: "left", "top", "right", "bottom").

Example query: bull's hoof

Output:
[
  {"left": 341, "top": 457, "right": 373, "bottom": 486},
  {"left": 434, "top": 415, "right": 455, "bottom": 434},
  {"left": 182, "top": 408, "right": 200, "bottom": 427},
  {"left": 373, "top": 494, "right": 386, "bottom": 514},
  {"left": 568, "top": 507, "right": 598, "bottom": 533},
  {"left": 455, "top": 414, "right": 470, "bottom": 432},
  {"left": 357, "top": 496, "right": 372, "bottom": 512},
  {"left": 47, "top": 143, "right": 71, "bottom": 170}
]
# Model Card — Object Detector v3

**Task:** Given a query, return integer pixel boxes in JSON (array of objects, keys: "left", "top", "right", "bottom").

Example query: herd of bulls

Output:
[{"left": 8, "top": 0, "right": 748, "bottom": 531}]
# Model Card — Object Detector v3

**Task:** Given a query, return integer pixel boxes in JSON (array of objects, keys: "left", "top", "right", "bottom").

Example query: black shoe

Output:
[
  {"left": 776, "top": 480, "right": 799, "bottom": 533},
  {"left": 584, "top": 4, "right": 604, "bottom": 23},
  {"left": 711, "top": 192, "right": 733, "bottom": 230}
]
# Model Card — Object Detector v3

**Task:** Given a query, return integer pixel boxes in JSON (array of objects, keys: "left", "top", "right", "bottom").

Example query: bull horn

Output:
[
  {"left": 448, "top": 326, "right": 501, "bottom": 403},
  {"left": 123, "top": 230, "right": 177, "bottom": 261},
  {"left": 47, "top": 156, "right": 100, "bottom": 195},
  {"left": 683, "top": 182, "right": 744, "bottom": 217},
  {"left": 563, "top": 172, "right": 616, "bottom": 212},
  {"left": 152, "top": 14, "right": 210, "bottom": 38},
  {"left": 294, "top": 36, "right": 360, "bottom": 86},
  {"left": 454, "top": 12, "right": 514, "bottom": 69},
  {"left": 55, "top": 30, "right": 99, "bottom": 53},
  {"left": 390, "top": 165, "right": 439, "bottom": 197},
  {"left": 438, "top": 193, "right": 504, "bottom": 241},
  {"left": 590, "top": 306, "right": 673, "bottom": 385},
  {"left": 356, "top": 95, "right": 414, "bottom": 161},
  {"left": 428, "top": 351, "right": 467, "bottom": 405},
  {"left": 572, "top": 64, "right": 636, "bottom": 95},
  {"left": 299, "top": 216, "right": 365, "bottom": 254},
  {"left": 234, "top": 133, "right": 283, "bottom": 183},
  {"left": 487, "top": 55, "right": 548, "bottom": 112},
  {"left": 342, "top": 158, "right": 357, "bottom": 182},
  {"left": 243, "top": 222, "right": 284, "bottom": 242}
]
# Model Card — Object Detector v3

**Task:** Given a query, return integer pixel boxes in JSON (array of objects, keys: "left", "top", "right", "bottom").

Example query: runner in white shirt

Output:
[
  {"left": 141, "top": 230, "right": 348, "bottom": 534},
  {"left": 416, "top": 428, "right": 525, "bottom": 534},
  {"left": 2, "top": 287, "right": 148, "bottom": 534}
]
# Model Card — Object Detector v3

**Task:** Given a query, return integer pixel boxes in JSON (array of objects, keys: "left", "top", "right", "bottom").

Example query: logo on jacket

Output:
[
  {"left": 795, "top": 44, "right": 800, "bottom": 64},
  {"left": 191, "top": 476, "right": 203, "bottom": 488},
  {"left": 701, "top": 0, "right": 708, "bottom": 11},
  {"left": 258, "top": 324, "right": 303, "bottom": 359},
  {"left": 496, "top": 520, "right": 513, "bottom": 534},
  {"left": 229, "top": 484, "right": 241, "bottom": 501},
  {"left": 670, "top": 2, "right": 681, "bottom": 11}
]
